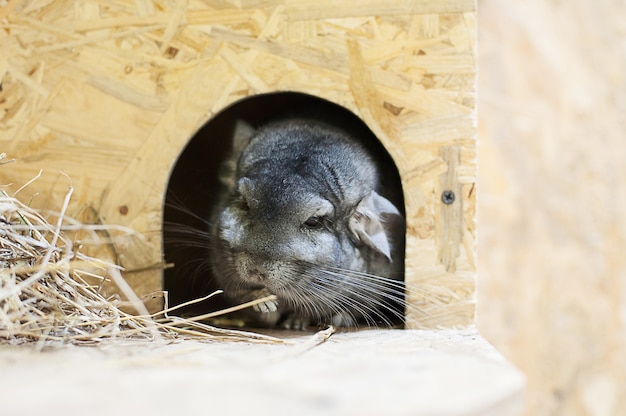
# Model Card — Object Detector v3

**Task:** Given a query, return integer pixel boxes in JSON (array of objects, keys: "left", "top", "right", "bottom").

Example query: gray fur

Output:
[{"left": 209, "top": 118, "right": 404, "bottom": 328}]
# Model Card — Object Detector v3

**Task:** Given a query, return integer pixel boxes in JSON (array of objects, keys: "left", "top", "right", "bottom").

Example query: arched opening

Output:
[{"left": 163, "top": 92, "right": 405, "bottom": 326}]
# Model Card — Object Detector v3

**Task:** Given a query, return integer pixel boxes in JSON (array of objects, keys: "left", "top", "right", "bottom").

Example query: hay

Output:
[{"left": 0, "top": 159, "right": 293, "bottom": 346}]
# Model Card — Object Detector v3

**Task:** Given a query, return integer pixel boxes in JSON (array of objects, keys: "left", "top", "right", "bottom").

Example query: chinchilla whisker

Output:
[
  {"left": 318, "top": 265, "right": 405, "bottom": 289},
  {"left": 327, "top": 284, "right": 401, "bottom": 325},
  {"left": 317, "top": 269, "right": 405, "bottom": 303},
  {"left": 323, "top": 266, "right": 439, "bottom": 303},
  {"left": 314, "top": 271, "right": 406, "bottom": 325},
  {"left": 322, "top": 266, "right": 408, "bottom": 293},
  {"left": 289, "top": 274, "right": 347, "bottom": 321},
  {"left": 182, "top": 261, "right": 214, "bottom": 286},
  {"left": 163, "top": 222, "right": 213, "bottom": 239},
  {"left": 308, "top": 290, "right": 362, "bottom": 326},
  {"left": 338, "top": 280, "right": 427, "bottom": 321},
  {"left": 165, "top": 240, "right": 212, "bottom": 250},
  {"left": 320, "top": 269, "right": 403, "bottom": 295},
  {"left": 164, "top": 200, "right": 213, "bottom": 228},
  {"left": 291, "top": 274, "right": 353, "bottom": 322},
  {"left": 323, "top": 265, "right": 403, "bottom": 282},
  {"left": 286, "top": 280, "right": 318, "bottom": 318},
  {"left": 309, "top": 276, "right": 391, "bottom": 327},
  {"left": 303, "top": 288, "right": 338, "bottom": 322},
  {"left": 163, "top": 221, "right": 211, "bottom": 234},
  {"left": 353, "top": 276, "right": 434, "bottom": 301}
]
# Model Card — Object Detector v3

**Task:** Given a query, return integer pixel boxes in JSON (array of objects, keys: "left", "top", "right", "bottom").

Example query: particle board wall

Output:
[
  {"left": 478, "top": 0, "right": 626, "bottom": 414},
  {"left": 0, "top": 0, "right": 477, "bottom": 328}
]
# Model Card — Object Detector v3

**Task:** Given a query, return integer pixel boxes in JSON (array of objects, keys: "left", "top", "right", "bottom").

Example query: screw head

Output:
[{"left": 441, "top": 190, "right": 456, "bottom": 205}]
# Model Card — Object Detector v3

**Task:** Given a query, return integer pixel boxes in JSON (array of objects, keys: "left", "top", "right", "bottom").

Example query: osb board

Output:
[
  {"left": 478, "top": 0, "right": 626, "bottom": 414},
  {"left": 0, "top": 329, "right": 524, "bottom": 416},
  {"left": 0, "top": 0, "right": 477, "bottom": 328}
]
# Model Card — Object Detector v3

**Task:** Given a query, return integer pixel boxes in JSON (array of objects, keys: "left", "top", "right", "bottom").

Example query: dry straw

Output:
[{"left": 0, "top": 155, "right": 294, "bottom": 347}]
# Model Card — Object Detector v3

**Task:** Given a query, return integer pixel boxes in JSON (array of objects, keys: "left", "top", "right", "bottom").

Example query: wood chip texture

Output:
[{"left": 0, "top": 0, "right": 477, "bottom": 329}]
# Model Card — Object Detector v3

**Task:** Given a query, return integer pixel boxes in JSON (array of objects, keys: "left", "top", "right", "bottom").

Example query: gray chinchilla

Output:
[{"left": 209, "top": 117, "right": 405, "bottom": 329}]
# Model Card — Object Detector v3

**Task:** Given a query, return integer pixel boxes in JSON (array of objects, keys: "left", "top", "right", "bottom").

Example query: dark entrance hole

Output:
[{"left": 163, "top": 92, "right": 405, "bottom": 325}]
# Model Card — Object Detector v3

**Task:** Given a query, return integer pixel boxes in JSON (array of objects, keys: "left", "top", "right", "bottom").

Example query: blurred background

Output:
[{"left": 477, "top": 0, "right": 626, "bottom": 414}]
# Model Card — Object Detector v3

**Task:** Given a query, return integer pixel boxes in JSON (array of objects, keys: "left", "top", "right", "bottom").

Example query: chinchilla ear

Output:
[
  {"left": 348, "top": 191, "right": 402, "bottom": 261},
  {"left": 219, "top": 120, "right": 255, "bottom": 190},
  {"left": 232, "top": 120, "right": 255, "bottom": 154}
]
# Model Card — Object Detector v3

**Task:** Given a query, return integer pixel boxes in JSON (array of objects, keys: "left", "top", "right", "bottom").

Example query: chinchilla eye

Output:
[{"left": 303, "top": 216, "right": 323, "bottom": 229}]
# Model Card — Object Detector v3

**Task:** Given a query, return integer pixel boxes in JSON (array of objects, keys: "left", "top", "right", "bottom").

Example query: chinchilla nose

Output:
[
  {"left": 236, "top": 253, "right": 271, "bottom": 283},
  {"left": 248, "top": 267, "right": 268, "bottom": 283}
]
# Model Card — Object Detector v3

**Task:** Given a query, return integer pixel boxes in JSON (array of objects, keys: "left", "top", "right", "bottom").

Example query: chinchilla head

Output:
[{"left": 211, "top": 119, "right": 403, "bottom": 325}]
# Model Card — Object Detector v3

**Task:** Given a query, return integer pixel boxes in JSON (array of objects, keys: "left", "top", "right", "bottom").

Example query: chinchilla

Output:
[{"left": 208, "top": 116, "right": 405, "bottom": 329}]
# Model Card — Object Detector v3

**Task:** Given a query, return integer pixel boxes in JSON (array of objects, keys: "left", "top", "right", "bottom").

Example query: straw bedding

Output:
[{"left": 0, "top": 156, "right": 287, "bottom": 346}]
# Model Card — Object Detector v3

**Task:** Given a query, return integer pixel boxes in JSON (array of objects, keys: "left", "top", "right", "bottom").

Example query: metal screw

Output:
[{"left": 441, "top": 190, "right": 455, "bottom": 205}]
